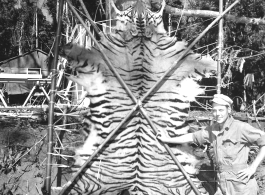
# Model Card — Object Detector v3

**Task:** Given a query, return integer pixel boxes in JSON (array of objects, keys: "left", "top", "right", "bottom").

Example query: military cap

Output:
[{"left": 211, "top": 94, "right": 233, "bottom": 106}]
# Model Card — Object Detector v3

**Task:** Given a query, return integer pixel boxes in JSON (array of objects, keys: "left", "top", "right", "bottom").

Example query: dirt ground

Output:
[
  {"left": 0, "top": 118, "right": 79, "bottom": 195},
  {"left": 0, "top": 117, "right": 265, "bottom": 195}
]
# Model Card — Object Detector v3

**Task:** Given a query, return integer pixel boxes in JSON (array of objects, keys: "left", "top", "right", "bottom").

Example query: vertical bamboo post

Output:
[
  {"left": 36, "top": 5, "right": 38, "bottom": 49},
  {"left": 56, "top": 106, "right": 67, "bottom": 187},
  {"left": 43, "top": 0, "right": 64, "bottom": 194},
  {"left": 109, "top": 0, "right": 111, "bottom": 33},
  {"left": 243, "top": 70, "right": 247, "bottom": 107},
  {"left": 217, "top": 0, "right": 223, "bottom": 94}
]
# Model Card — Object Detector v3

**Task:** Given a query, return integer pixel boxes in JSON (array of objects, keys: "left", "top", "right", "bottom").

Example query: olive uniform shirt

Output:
[{"left": 193, "top": 116, "right": 265, "bottom": 195}]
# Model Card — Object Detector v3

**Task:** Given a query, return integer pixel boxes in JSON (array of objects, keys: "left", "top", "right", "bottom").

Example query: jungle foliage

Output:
[
  {"left": 165, "top": 0, "right": 265, "bottom": 110},
  {"left": 0, "top": 0, "right": 54, "bottom": 60}
]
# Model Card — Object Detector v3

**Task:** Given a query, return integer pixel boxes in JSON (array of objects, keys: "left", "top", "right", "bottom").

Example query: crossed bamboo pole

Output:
[
  {"left": 59, "top": 0, "right": 240, "bottom": 194},
  {"left": 77, "top": 0, "right": 102, "bottom": 36}
]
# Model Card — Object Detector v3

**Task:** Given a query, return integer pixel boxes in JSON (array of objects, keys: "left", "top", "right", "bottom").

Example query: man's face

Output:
[{"left": 212, "top": 103, "right": 231, "bottom": 124}]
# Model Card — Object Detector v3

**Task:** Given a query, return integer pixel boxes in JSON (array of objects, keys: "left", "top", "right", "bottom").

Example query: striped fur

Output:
[{"left": 62, "top": 0, "right": 216, "bottom": 194}]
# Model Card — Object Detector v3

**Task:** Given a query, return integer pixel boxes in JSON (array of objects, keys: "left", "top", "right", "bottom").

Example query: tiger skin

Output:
[{"left": 61, "top": 0, "right": 217, "bottom": 194}]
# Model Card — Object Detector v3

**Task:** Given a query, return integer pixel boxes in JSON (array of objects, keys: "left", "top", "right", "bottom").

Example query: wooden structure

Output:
[{"left": 0, "top": 30, "right": 90, "bottom": 117}]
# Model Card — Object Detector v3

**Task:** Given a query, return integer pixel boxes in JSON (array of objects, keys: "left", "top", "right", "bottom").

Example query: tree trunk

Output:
[
  {"left": 153, "top": 3, "right": 265, "bottom": 25},
  {"left": 18, "top": 22, "right": 24, "bottom": 55}
]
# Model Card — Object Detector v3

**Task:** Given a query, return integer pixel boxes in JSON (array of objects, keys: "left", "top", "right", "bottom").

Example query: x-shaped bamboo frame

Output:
[{"left": 59, "top": 0, "right": 240, "bottom": 194}]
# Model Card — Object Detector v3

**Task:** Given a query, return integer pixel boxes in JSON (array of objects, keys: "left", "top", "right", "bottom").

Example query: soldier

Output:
[{"left": 158, "top": 94, "right": 265, "bottom": 195}]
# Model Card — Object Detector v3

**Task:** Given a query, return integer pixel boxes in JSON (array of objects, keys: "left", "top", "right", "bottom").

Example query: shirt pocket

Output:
[
  {"left": 227, "top": 179, "right": 247, "bottom": 194},
  {"left": 222, "top": 138, "right": 240, "bottom": 161}
]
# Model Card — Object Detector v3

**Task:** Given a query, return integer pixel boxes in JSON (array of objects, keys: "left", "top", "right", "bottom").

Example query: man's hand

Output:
[
  {"left": 237, "top": 146, "right": 265, "bottom": 182},
  {"left": 236, "top": 166, "right": 256, "bottom": 182},
  {"left": 157, "top": 132, "right": 194, "bottom": 144}
]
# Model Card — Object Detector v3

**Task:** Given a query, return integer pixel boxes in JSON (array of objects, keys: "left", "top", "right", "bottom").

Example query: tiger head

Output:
[{"left": 111, "top": 0, "right": 167, "bottom": 37}]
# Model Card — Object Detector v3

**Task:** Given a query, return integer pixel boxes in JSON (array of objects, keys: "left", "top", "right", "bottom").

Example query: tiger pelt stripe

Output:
[{"left": 61, "top": 0, "right": 217, "bottom": 194}]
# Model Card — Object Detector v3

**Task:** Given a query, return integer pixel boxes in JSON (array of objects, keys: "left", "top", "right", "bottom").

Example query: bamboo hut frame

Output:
[{"left": 42, "top": 0, "right": 241, "bottom": 194}]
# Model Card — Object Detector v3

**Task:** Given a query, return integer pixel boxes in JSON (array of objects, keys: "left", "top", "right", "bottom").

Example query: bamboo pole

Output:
[
  {"left": 43, "top": 0, "right": 64, "bottom": 194},
  {"left": 35, "top": 5, "right": 38, "bottom": 49},
  {"left": 252, "top": 100, "right": 262, "bottom": 130},
  {"left": 57, "top": 63, "right": 69, "bottom": 187},
  {"left": 56, "top": 106, "right": 67, "bottom": 187},
  {"left": 59, "top": 0, "right": 239, "bottom": 194},
  {"left": 217, "top": 0, "right": 223, "bottom": 94},
  {"left": 139, "top": 107, "right": 202, "bottom": 195},
  {"left": 78, "top": 0, "right": 102, "bottom": 36}
]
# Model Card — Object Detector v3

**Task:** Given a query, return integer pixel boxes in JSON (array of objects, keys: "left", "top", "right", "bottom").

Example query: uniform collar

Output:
[{"left": 218, "top": 116, "right": 234, "bottom": 132}]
